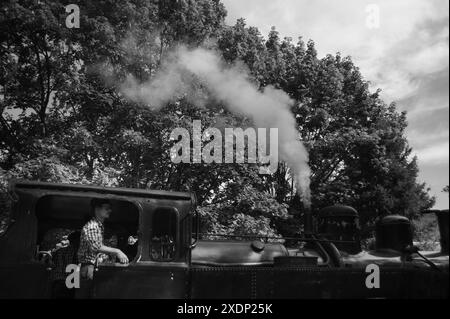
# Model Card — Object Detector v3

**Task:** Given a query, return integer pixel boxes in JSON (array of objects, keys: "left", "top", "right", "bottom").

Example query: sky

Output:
[{"left": 222, "top": 0, "right": 449, "bottom": 209}]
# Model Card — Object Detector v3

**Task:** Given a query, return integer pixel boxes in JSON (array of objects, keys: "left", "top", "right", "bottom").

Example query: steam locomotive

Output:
[{"left": 0, "top": 181, "right": 448, "bottom": 299}]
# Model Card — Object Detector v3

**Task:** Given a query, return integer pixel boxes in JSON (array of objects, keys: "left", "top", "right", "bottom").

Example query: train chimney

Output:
[{"left": 304, "top": 203, "right": 313, "bottom": 235}]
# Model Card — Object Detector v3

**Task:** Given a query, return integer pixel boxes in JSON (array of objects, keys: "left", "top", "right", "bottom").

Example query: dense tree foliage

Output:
[{"left": 0, "top": 0, "right": 435, "bottom": 237}]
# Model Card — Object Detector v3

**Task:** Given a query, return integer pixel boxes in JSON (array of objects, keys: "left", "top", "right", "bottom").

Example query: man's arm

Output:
[
  {"left": 97, "top": 245, "right": 129, "bottom": 264},
  {"left": 84, "top": 224, "right": 129, "bottom": 264}
]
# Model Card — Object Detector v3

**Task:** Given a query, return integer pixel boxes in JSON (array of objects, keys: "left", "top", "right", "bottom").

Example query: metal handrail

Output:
[
  {"left": 196, "top": 233, "right": 356, "bottom": 244},
  {"left": 188, "top": 210, "right": 200, "bottom": 249}
]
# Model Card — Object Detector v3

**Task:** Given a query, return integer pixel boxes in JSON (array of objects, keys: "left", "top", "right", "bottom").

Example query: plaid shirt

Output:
[{"left": 77, "top": 218, "right": 104, "bottom": 265}]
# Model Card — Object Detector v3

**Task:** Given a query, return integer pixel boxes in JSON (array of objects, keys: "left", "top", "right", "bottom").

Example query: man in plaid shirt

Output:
[{"left": 76, "top": 198, "right": 128, "bottom": 298}]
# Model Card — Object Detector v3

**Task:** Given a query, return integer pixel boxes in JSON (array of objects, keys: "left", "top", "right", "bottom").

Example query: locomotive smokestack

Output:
[{"left": 304, "top": 202, "right": 313, "bottom": 235}]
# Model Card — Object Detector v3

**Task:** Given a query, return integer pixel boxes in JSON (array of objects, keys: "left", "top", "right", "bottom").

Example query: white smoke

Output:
[{"left": 121, "top": 46, "right": 311, "bottom": 207}]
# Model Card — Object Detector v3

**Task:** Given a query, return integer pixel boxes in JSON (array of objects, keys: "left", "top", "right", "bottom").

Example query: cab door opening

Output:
[{"left": 35, "top": 195, "right": 139, "bottom": 298}]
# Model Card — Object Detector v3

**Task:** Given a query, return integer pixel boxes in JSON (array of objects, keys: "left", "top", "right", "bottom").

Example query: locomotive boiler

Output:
[{"left": 0, "top": 181, "right": 448, "bottom": 299}]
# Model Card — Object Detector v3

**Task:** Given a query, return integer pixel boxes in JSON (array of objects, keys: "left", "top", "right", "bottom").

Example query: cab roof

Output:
[{"left": 11, "top": 180, "right": 195, "bottom": 201}]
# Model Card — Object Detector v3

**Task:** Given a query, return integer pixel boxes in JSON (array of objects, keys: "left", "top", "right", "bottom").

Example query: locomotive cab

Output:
[{"left": 0, "top": 181, "right": 196, "bottom": 298}]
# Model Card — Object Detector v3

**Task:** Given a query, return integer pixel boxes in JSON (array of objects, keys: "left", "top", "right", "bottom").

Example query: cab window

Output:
[{"left": 150, "top": 208, "right": 177, "bottom": 261}]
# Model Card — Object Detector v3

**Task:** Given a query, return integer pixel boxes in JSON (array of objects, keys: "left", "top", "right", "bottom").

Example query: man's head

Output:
[{"left": 91, "top": 198, "right": 112, "bottom": 221}]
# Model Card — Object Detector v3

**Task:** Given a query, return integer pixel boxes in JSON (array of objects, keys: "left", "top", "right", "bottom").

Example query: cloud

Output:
[
  {"left": 363, "top": 17, "right": 449, "bottom": 105},
  {"left": 414, "top": 141, "right": 449, "bottom": 165},
  {"left": 222, "top": 0, "right": 449, "bottom": 112},
  {"left": 400, "top": 68, "right": 449, "bottom": 118},
  {"left": 408, "top": 128, "right": 449, "bottom": 150}
]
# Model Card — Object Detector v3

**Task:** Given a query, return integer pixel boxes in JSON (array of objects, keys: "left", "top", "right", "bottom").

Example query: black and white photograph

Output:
[{"left": 0, "top": 0, "right": 448, "bottom": 304}]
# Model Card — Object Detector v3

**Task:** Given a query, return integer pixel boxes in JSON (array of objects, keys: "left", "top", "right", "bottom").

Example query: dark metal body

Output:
[
  {"left": 0, "top": 181, "right": 448, "bottom": 299},
  {"left": 375, "top": 215, "right": 413, "bottom": 252}
]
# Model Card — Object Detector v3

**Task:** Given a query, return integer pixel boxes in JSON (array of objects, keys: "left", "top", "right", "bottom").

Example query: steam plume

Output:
[{"left": 121, "top": 47, "right": 311, "bottom": 207}]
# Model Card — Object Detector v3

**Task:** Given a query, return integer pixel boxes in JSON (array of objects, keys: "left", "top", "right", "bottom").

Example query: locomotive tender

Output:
[{"left": 0, "top": 181, "right": 448, "bottom": 299}]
